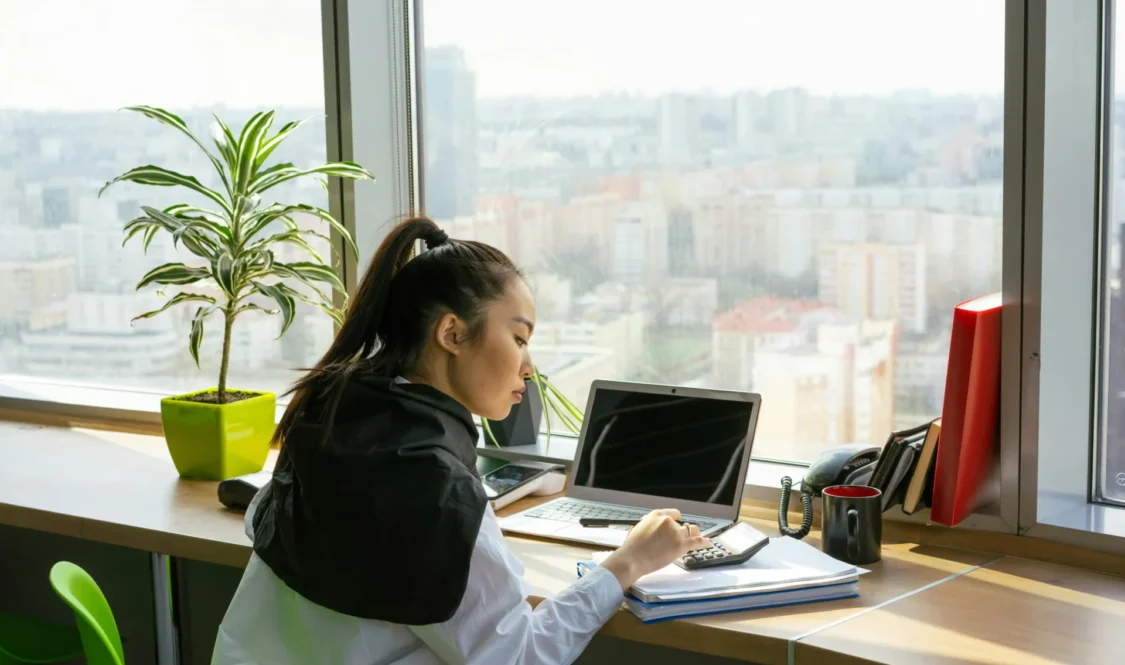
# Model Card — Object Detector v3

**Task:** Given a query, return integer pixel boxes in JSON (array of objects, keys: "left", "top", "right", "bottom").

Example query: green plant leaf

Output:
[
  {"left": 274, "top": 261, "right": 344, "bottom": 292},
  {"left": 234, "top": 249, "right": 275, "bottom": 286},
  {"left": 212, "top": 253, "right": 236, "bottom": 297},
  {"left": 480, "top": 417, "right": 500, "bottom": 447},
  {"left": 255, "top": 115, "right": 318, "bottom": 171},
  {"left": 253, "top": 281, "right": 296, "bottom": 337},
  {"left": 250, "top": 230, "right": 325, "bottom": 264},
  {"left": 243, "top": 204, "right": 357, "bottom": 260},
  {"left": 266, "top": 266, "right": 331, "bottom": 308},
  {"left": 249, "top": 161, "right": 374, "bottom": 195},
  {"left": 164, "top": 203, "right": 227, "bottom": 224},
  {"left": 210, "top": 115, "right": 239, "bottom": 178},
  {"left": 126, "top": 206, "right": 225, "bottom": 261},
  {"left": 235, "top": 111, "right": 274, "bottom": 194},
  {"left": 122, "top": 218, "right": 158, "bottom": 247},
  {"left": 142, "top": 225, "right": 160, "bottom": 254},
  {"left": 130, "top": 292, "right": 216, "bottom": 323},
  {"left": 532, "top": 370, "right": 552, "bottom": 448},
  {"left": 235, "top": 302, "right": 279, "bottom": 316},
  {"left": 161, "top": 205, "right": 233, "bottom": 242},
  {"left": 135, "top": 262, "right": 211, "bottom": 289},
  {"left": 178, "top": 230, "right": 218, "bottom": 260},
  {"left": 544, "top": 380, "right": 585, "bottom": 422},
  {"left": 240, "top": 203, "right": 292, "bottom": 242},
  {"left": 250, "top": 162, "right": 295, "bottom": 187},
  {"left": 288, "top": 204, "right": 358, "bottom": 260},
  {"left": 123, "top": 106, "right": 231, "bottom": 193},
  {"left": 273, "top": 281, "right": 345, "bottom": 325},
  {"left": 99, "top": 165, "right": 233, "bottom": 217},
  {"left": 188, "top": 305, "right": 219, "bottom": 368}
]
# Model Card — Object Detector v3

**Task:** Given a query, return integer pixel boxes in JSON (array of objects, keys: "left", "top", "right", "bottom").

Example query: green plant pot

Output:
[{"left": 160, "top": 388, "right": 276, "bottom": 480}]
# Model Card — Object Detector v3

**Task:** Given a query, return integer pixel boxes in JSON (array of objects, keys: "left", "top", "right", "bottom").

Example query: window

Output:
[
  {"left": 1099, "top": 2, "right": 1125, "bottom": 505},
  {"left": 0, "top": 0, "right": 330, "bottom": 398},
  {"left": 419, "top": 0, "right": 1004, "bottom": 462}
]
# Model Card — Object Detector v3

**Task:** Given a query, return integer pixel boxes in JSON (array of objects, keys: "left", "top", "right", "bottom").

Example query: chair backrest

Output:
[{"left": 48, "top": 562, "right": 124, "bottom": 665}]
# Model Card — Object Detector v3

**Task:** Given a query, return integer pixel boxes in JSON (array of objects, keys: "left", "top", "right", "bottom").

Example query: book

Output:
[
  {"left": 931, "top": 293, "right": 1002, "bottom": 526},
  {"left": 868, "top": 422, "right": 929, "bottom": 497},
  {"left": 576, "top": 563, "right": 858, "bottom": 623},
  {"left": 576, "top": 534, "right": 866, "bottom": 622},
  {"left": 902, "top": 418, "right": 941, "bottom": 515},
  {"left": 881, "top": 436, "right": 924, "bottom": 511}
]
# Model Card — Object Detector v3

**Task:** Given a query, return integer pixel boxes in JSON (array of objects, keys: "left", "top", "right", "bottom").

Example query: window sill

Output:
[
  {"left": 1026, "top": 491, "right": 1125, "bottom": 555},
  {"left": 0, "top": 374, "right": 289, "bottom": 431},
  {"left": 0, "top": 375, "right": 811, "bottom": 499}
]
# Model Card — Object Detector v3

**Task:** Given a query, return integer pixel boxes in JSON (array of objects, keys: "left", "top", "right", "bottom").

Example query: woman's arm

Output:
[{"left": 432, "top": 506, "right": 623, "bottom": 665}]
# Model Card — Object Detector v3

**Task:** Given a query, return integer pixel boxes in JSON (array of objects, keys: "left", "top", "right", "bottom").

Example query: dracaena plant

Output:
[
  {"left": 481, "top": 366, "right": 584, "bottom": 450},
  {"left": 99, "top": 106, "right": 374, "bottom": 403}
]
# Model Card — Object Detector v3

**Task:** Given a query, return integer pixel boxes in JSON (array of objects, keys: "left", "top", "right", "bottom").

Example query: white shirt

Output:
[{"left": 211, "top": 484, "right": 625, "bottom": 665}]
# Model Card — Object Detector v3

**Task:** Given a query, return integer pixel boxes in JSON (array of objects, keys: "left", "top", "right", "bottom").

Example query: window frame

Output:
[
  {"left": 1015, "top": 0, "right": 1125, "bottom": 554},
  {"left": 7, "top": 0, "right": 1125, "bottom": 550}
]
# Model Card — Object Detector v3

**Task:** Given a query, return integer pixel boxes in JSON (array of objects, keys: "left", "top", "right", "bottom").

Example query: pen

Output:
[{"left": 579, "top": 518, "right": 698, "bottom": 528}]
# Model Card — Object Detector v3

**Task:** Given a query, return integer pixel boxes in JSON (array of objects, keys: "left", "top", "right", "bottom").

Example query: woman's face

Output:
[{"left": 446, "top": 278, "right": 536, "bottom": 421}]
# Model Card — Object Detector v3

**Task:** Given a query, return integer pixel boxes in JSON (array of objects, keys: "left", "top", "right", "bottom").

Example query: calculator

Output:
[{"left": 675, "top": 522, "right": 771, "bottom": 570}]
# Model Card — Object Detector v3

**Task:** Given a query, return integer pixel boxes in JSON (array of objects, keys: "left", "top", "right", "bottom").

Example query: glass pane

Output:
[
  {"left": 1101, "top": 3, "right": 1125, "bottom": 503},
  {"left": 420, "top": 0, "right": 1004, "bottom": 462},
  {"left": 0, "top": 0, "right": 331, "bottom": 398}
]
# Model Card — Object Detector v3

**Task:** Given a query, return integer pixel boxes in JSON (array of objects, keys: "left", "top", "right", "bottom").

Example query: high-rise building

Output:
[
  {"left": 711, "top": 297, "right": 838, "bottom": 390},
  {"left": 667, "top": 206, "right": 694, "bottom": 277},
  {"left": 424, "top": 46, "right": 478, "bottom": 220},
  {"left": 818, "top": 243, "right": 927, "bottom": 334},
  {"left": 612, "top": 200, "right": 668, "bottom": 284},
  {"left": 40, "top": 186, "right": 71, "bottom": 228},
  {"left": 657, "top": 94, "right": 700, "bottom": 166},
  {"left": 19, "top": 292, "right": 178, "bottom": 379},
  {"left": 711, "top": 297, "right": 896, "bottom": 459},
  {"left": 0, "top": 258, "right": 75, "bottom": 334}
]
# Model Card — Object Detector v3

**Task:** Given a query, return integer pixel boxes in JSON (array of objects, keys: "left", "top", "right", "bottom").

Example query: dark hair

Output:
[{"left": 274, "top": 216, "right": 521, "bottom": 446}]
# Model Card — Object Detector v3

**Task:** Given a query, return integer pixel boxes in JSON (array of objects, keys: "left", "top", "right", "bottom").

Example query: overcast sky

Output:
[{"left": 4, "top": 0, "right": 1008, "bottom": 111}]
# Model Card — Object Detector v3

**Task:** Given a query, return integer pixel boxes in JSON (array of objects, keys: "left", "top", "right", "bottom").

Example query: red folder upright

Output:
[{"left": 930, "top": 292, "right": 1002, "bottom": 527}]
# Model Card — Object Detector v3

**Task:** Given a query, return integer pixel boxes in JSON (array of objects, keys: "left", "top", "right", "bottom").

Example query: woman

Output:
[{"left": 212, "top": 217, "right": 709, "bottom": 665}]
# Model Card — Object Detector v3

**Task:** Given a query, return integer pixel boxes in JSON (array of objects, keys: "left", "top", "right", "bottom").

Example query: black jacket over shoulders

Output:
[{"left": 251, "top": 374, "right": 487, "bottom": 625}]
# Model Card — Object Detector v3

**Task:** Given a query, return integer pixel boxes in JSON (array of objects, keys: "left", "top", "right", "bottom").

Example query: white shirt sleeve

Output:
[{"left": 433, "top": 505, "right": 624, "bottom": 665}]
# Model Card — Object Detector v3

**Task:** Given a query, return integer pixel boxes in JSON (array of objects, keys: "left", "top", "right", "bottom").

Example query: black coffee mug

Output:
[{"left": 821, "top": 485, "right": 882, "bottom": 565}]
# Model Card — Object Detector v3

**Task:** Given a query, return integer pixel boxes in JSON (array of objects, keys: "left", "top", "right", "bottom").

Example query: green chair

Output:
[
  {"left": 0, "top": 611, "right": 83, "bottom": 664},
  {"left": 48, "top": 562, "right": 124, "bottom": 665}
]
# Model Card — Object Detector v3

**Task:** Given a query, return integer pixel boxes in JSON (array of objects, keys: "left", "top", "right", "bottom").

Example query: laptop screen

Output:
[{"left": 571, "top": 388, "right": 755, "bottom": 506}]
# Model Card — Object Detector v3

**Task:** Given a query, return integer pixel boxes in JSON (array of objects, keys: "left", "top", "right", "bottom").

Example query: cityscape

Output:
[
  {"left": 423, "top": 46, "right": 1002, "bottom": 462},
  {"left": 1, "top": 50, "right": 1007, "bottom": 464}
]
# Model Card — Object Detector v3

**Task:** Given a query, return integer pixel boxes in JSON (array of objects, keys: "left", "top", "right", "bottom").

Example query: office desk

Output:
[{"left": 1, "top": 422, "right": 1123, "bottom": 665}]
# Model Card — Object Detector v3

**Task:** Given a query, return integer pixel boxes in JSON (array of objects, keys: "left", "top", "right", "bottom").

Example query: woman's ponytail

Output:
[{"left": 274, "top": 216, "right": 444, "bottom": 446}]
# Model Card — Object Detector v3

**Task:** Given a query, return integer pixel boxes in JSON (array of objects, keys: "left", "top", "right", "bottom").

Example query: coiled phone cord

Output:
[{"left": 778, "top": 476, "right": 813, "bottom": 539}]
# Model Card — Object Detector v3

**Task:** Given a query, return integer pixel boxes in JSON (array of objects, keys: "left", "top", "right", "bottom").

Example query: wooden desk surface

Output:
[
  {"left": 2, "top": 421, "right": 1124, "bottom": 665},
  {"left": 796, "top": 555, "right": 1125, "bottom": 665}
]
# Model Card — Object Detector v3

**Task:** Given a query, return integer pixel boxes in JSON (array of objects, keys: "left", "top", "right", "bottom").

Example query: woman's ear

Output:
[{"left": 434, "top": 312, "right": 465, "bottom": 355}]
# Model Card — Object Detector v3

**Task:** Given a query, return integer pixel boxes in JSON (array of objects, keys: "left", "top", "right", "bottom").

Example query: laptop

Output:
[{"left": 498, "top": 380, "right": 761, "bottom": 548}]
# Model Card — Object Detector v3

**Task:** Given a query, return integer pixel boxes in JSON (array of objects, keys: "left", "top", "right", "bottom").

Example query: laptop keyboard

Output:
[{"left": 525, "top": 499, "right": 718, "bottom": 531}]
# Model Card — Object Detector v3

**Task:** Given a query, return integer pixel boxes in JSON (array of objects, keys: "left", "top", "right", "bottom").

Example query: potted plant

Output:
[
  {"left": 100, "top": 106, "right": 373, "bottom": 480},
  {"left": 482, "top": 367, "right": 584, "bottom": 449}
]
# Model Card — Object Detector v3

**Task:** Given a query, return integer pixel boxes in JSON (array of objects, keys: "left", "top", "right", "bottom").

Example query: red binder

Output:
[{"left": 930, "top": 292, "right": 1002, "bottom": 527}]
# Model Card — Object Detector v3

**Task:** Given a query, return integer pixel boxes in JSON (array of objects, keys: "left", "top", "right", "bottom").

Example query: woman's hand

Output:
[{"left": 600, "top": 509, "right": 710, "bottom": 591}]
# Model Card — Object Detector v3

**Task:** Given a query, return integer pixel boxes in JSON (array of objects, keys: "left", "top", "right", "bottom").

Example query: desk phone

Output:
[{"left": 675, "top": 522, "right": 770, "bottom": 570}]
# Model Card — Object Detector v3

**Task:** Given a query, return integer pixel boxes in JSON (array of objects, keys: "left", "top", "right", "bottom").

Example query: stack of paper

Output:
[{"left": 578, "top": 535, "right": 865, "bottom": 623}]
